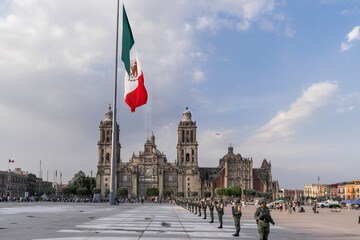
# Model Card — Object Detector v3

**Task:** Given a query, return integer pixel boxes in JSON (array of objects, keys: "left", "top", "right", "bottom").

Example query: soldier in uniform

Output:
[
  {"left": 202, "top": 198, "right": 207, "bottom": 219},
  {"left": 216, "top": 198, "right": 224, "bottom": 228},
  {"left": 254, "top": 198, "right": 275, "bottom": 240},
  {"left": 198, "top": 199, "right": 202, "bottom": 216},
  {"left": 232, "top": 198, "right": 242, "bottom": 237},
  {"left": 209, "top": 197, "right": 215, "bottom": 223},
  {"left": 194, "top": 198, "right": 198, "bottom": 214}
]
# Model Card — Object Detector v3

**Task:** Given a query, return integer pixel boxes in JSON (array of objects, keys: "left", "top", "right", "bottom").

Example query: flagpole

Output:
[{"left": 110, "top": 0, "right": 121, "bottom": 205}]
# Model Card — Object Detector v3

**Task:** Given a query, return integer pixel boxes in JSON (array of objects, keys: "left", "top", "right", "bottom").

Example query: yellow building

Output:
[
  {"left": 346, "top": 182, "right": 356, "bottom": 200},
  {"left": 355, "top": 180, "right": 360, "bottom": 199}
]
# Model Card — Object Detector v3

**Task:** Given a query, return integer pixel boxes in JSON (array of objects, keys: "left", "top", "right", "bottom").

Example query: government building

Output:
[{"left": 96, "top": 107, "right": 279, "bottom": 200}]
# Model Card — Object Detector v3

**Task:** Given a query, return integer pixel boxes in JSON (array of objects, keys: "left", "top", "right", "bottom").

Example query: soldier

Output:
[
  {"left": 191, "top": 198, "right": 194, "bottom": 212},
  {"left": 202, "top": 198, "right": 207, "bottom": 219},
  {"left": 198, "top": 199, "right": 202, "bottom": 216},
  {"left": 209, "top": 197, "right": 215, "bottom": 223},
  {"left": 194, "top": 198, "right": 198, "bottom": 214},
  {"left": 254, "top": 198, "right": 275, "bottom": 240},
  {"left": 232, "top": 198, "right": 242, "bottom": 237},
  {"left": 312, "top": 200, "right": 318, "bottom": 213},
  {"left": 216, "top": 198, "right": 224, "bottom": 228}
]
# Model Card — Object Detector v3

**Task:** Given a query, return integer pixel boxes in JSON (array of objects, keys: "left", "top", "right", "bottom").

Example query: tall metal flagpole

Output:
[{"left": 110, "top": 0, "right": 120, "bottom": 205}]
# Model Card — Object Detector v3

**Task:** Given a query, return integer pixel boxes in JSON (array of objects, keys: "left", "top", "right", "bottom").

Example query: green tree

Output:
[
  {"left": 177, "top": 192, "right": 184, "bottom": 197},
  {"left": 243, "top": 188, "right": 256, "bottom": 200},
  {"left": 62, "top": 186, "right": 75, "bottom": 196},
  {"left": 215, "top": 188, "right": 226, "bottom": 196},
  {"left": 118, "top": 188, "right": 128, "bottom": 198},
  {"left": 228, "top": 186, "right": 242, "bottom": 197},
  {"left": 77, "top": 187, "right": 87, "bottom": 196},
  {"left": 93, "top": 188, "right": 101, "bottom": 194},
  {"left": 146, "top": 188, "right": 159, "bottom": 197},
  {"left": 44, "top": 187, "right": 56, "bottom": 196},
  {"left": 204, "top": 191, "right": 211, "bottom": 198},
  {"left": 163, "top": 190, "right": 172, "bottom": 198},
  {"left": 192, "top": 191, "right": 198, "bottom": 197}
]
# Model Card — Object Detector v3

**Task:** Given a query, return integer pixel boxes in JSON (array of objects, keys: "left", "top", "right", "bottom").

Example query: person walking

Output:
[
  {"left": 254, "top": 198, "right": 275, "bottom": 240},
  {"left": 209, "top": 197, "right": 215, "bottom": 223},
  {"left": 232, "top": 198, "right": 242, "bottom": 237},
  {"left": 216, "top": 198, "right": 224, "bottom": 228}
]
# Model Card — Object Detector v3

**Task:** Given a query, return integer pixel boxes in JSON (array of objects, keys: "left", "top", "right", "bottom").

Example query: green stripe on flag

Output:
[{"left": 121, "top": 5, "right": 135, "bottom": 75}]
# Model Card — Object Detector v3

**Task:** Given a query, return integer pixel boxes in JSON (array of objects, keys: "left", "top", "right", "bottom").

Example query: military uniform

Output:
[
  {"left": 216, "top": 199, "right": 224, "bottom": 228},
  {"left": 232, "top": 198, "right": 242, "bottom": 237},
  {"left": 198, "top": 199, "right": 202, "bottom": 216},
  {"left": 194, "top": 199, "right": 198, "bottom": 214},
  {"left": 254, "top": 199, "right": 274, "bottom": 240},
  {"left": 209, "top": 198, "right": 215, "bottom": 223},
  {"left": 202, "top": 199, "right": 207, "bottom": 219}
]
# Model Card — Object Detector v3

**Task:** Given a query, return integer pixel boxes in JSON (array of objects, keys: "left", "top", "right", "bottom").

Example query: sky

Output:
[{"left": 0, "top": 0, "right": 360, "bottom": 189}]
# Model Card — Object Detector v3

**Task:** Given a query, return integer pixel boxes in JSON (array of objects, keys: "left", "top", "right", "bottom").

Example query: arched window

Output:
[
  {"left": 181, "top": 149, "right": 184, "bottom": 155},
  {"left": 102, "top": 130, "right": 105, "bottom": 142},
  {"left": 186, "top": 153, "right": 190, "bottom": 161},
  {"left": 106, "top": 153, "right": 110, "bottom": 161},
  {"left": 191, "top": 130, "right": 193, "bottom": 142},
  {"left": 182, "top": 157, "right": 184, "bottom": 162},
  {"left": 153, "top": 168, "right": 156, "bottom": 176},
  {"left": 182, "top": 130, "right": 185, "bottom": 143}
]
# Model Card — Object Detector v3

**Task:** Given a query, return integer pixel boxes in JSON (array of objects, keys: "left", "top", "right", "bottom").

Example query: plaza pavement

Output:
[{"left": 0, "top": 202, "right": 360, "bottom": 240}]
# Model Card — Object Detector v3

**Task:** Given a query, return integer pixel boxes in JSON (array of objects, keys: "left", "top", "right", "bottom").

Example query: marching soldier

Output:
[
  {"left": 202, "top": 198, "right": 207, "bottom": 219},
  {"left": 232, "top": 198, "right": 242, "bottom": 237},
  {"left": 194, "top": 198, "right": 198, "bottom": 214},
  {"left": 209, "top": 197, "right": 215, "bottom": 223},
  {"left": 216, "top": 198, "right": 224, "bottom": 228},
  {"left": 254, "top": 198, "right": 275, "bottom": 240},
  {"left": 198, "top": 199, "right": 202, "bottom": 216}
]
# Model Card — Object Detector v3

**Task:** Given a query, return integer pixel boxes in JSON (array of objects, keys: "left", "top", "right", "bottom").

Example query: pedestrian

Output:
[
  {"left": 216, "top": 198, "right": 224, "bottom": 228},
  {"left": 312, "top": 201, "right": 318, "bottom": 213},
  {"left": 202, "top": 198, "right": 207, "bottom": 219},
  {"left": 232, "top": 198, "right": 242, "bottom": 237},
  {"left": 194, "top": 198, "right": 198, "bottom": 214},
  {"left": 209, "top": 197, "right": 215, "bottom": 223},
  {"left": 254, "top": 198, "right": 275, "bottom": 240}
]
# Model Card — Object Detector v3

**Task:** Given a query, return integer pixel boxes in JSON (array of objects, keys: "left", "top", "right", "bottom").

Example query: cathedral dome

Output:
[
  {"left": 105, "top": 105, "right": 113, "bottom": 121},
  {"left": 182, "top": 107, "right": 192, "bottom": 122}
]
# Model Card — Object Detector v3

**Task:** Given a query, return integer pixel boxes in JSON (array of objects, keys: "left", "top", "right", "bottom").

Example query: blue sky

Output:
[{"left": 0, "top": 0, "right": 360, "bottom": 189}]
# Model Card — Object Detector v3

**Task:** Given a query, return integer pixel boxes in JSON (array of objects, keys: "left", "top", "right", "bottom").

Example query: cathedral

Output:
[{"left": 96, "top": 107, "right": 279, "bottom": 200}]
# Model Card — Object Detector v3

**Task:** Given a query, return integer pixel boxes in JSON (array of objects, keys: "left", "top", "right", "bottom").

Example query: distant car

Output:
[{"left": 317, "top": 200, "right": 341, "bottom": 208}]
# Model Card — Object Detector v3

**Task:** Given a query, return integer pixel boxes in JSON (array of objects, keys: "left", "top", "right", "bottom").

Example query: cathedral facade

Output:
[{"left": 96, "top": 107, "right": 278, "bottom": 199}]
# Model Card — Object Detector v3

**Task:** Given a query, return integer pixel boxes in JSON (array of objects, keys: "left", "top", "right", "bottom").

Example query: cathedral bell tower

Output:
[
  {"left": 177, "top": 107, "right": 200, "bottom": 197},
  {"left": 96, "top": 105, "right": 121, "bottom": 197}
]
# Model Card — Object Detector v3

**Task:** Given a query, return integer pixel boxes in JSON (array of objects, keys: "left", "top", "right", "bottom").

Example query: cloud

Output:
[
  {"left": 284, "top": 26, "right": 296, "bottom": 37},
  {"left": 248, "top": 82, "right": 338, "bottom": 143},
  {"left": 341, "top": 26, "right": 360, "bottom": 51}
]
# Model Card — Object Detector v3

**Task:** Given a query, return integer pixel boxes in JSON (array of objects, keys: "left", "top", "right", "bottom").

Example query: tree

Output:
[
  {"left": 192, "top": 192, "right": 198, "bottom": 197},
  {"left": 146, "top": 188, "right": 159, "bottom": 197},
  {"left": 177, "top": 192, "right": 184, "bottom": 197},
  {"left": 224, "top": 188, "right": 231, "bottom": 197},
  {"left": 215, "top": 188, "right": 226, "bottom": 196},
  {"left": 44, "top": 187, "right": 56, "bottom": 196},
  {"left": 93, "top": 188, "right": 101, "bottom": 194},
  {"left": 228, "top": 186, "right": 242, "bottom": 197},
  {"left": 204, "top": 191, "right": 211, "bottom": 198},
  {"left": 163, "top": 190, "right": 172, "bottom": 198},
  {"left": 66, "top": 171, "right": 96, "bottom": 197},
  {"left": 244, "top": 189, "right": 256, "bottom": 200},
  {"left": 77, "top": 187, "right": 87, "bottom": 196},
  {"left": 118, "top": 188, "right": 128, "bottom": 198},
  {"left": 62, "top": 186, "right": 75, "bottom": 196}
]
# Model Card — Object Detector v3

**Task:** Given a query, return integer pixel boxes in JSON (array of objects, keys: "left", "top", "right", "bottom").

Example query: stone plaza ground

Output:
[{"left": 0, "top": 202, "right": 360, "bottom": 240}]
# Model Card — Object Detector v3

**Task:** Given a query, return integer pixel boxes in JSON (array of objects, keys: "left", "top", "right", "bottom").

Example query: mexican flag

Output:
[
  {"left": 9, "top": 159, "right": 14, "bottom": 163},
  {"left": 121, "top": 5, "right": 147, "bottom": 112}
]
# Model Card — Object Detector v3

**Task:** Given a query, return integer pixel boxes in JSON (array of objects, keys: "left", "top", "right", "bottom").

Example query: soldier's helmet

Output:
[
  {"left": 235, "top": 198, "right": 240, "bottom": 203},
  {"left": 210, "top": 197, "right": 214, "bottom": 201}
]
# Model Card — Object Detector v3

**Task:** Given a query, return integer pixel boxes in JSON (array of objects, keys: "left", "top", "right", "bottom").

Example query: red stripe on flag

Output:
[{"left": 125, "top": 73, "right": 148, "bottom": 112}]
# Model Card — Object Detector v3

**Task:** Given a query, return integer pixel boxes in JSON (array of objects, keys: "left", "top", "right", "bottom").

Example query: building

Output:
[
  {"left": 337, "top": 184, "right": 346, "bottom": 200},
  {"left": 96, "top": 107, "right": 278, "bottom": 199},
  {"left": 346, "top": 182, "right": 356, "bottom": 200},
  {"left": 304, "top": 184, "right": 319, "bottom": 198},
  {"left": 253, "top": 160, "right": 279, "bottom": 200},
  {"left": 279, "top": 189, "right": 304, "bottom": 201},
  {"left": 329, "top": 184, "right": 338, "bottom": 200}
]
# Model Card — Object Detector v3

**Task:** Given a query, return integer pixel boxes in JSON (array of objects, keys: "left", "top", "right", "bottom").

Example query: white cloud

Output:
[
  {"left": 193, "top": 69, "right": 205, "bottom": 82},
  {"left": 248, "top": 82, "right": 338, "bottom": 143},
  {"left": 285, "top": 26, "right": 296, "bottom": 37},
  {"left": 341, "top": 26, "right": 360, "bottom": 51}
]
